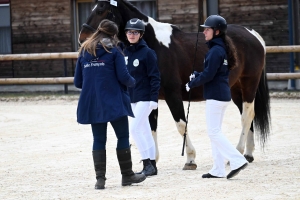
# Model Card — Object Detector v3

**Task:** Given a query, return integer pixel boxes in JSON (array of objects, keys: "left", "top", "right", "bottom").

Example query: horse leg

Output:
[
  {"left": 244, "top": 123, "right": 255, "bottom": 163},
  {"left": 238, "top": 101, "right": 255, "bottom": 156},
  {"left": 149, "top": 108, "right": 160, "bottom": 162},
  {"left": 244, "top": 67, "right": 271, "bottom": 162},
  {"left": 164, "top": 89, "right": 197, "bottom": 170},
  {"left": 231, "top": 85, "right": 255, "bottom": 162}
]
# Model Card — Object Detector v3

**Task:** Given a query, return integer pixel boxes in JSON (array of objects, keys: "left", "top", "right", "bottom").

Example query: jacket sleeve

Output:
[
  {"left": 146, "top": 49, "right": 161, "bottom": 102},
  {"left": 74, "top": 56, "right": 83, "bottom": 89},
  {"left": 189, "top": 48, "right": 223, "bottom": 88},
  {"left": 114, "top": 50, "right": 136, "bottom": 88}
]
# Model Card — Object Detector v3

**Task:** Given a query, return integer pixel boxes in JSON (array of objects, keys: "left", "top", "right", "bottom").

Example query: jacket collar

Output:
[
  {"left": 206, "top": 37, "right": 225, "bottom": 49},
  {"left": 126, "top": 39, "right": 147, "bottom": 52}
]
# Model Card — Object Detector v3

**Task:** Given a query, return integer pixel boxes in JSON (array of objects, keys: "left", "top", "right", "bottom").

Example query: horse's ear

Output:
[{"left": 97, "top": 0, "right": 116, "bottom": 6}]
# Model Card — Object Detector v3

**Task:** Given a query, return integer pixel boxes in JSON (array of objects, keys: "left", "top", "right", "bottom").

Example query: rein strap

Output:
[{"left": 181, "top": 24, "right": 201, "bottom": 156}]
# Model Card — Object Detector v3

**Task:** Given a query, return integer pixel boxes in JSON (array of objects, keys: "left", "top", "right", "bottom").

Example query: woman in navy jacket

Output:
[
  {"left": 186, "top": 15, "right": 248, "bottom": 179},
  {"left": 74, "top": 19, "right": 146, "bottom": 189},
  {"left": 124, "top": 18, "right": 160, "bottom": 176}
]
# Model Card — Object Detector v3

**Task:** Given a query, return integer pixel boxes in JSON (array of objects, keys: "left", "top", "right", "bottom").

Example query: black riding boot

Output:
[
  {"left": 92, "top": 150, "right": 106, "bottom": 189},
  {"left": 137, "top": 159, "right": 156, "bottom": 176},
  {"left": 150, "top": 159, "right": 158, "bottom": 175},
  {"left": 116, "top": 148, "right": 146, "bottom": 186}
]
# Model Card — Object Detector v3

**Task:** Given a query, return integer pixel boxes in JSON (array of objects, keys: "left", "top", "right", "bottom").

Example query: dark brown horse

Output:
[{"left": 79, "top": 0, "right": 271, "bottom": 170}]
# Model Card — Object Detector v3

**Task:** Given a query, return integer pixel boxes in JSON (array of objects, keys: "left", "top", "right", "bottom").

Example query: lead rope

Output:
[{"left": 181, "top": 24, "right": 201, "bottom": 156}]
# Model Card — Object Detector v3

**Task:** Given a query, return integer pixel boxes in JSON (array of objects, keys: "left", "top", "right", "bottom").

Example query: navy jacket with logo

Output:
[
  {"left": 188, "top": 37, "right": 231, "bottom": 101},
  {"left": 124, "top": 39, "right": 160, "bottom": 103},
  {"left": 74, "top": 44, "right": 135, "bottom": 124}
]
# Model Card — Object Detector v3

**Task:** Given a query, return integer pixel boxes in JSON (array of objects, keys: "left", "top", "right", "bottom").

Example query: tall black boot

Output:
[
  {"left": 92, "top": 150, "right": 106, "bottom": 189},
  {"left": 137, "top": 159, "right": 156, "bottom": 176},
  {"left": 150, "top": 160, "right": 158, "bottom": 175},
  {"left": 116, "top": 148, "right": 146, "bottom": 186}
]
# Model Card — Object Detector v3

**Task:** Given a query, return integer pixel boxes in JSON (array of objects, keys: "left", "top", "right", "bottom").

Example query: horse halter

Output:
[
  {"left": 82, "top": 23, "right": 97, "bottom": 32},
  {"left": 82, "top": 0, "right": 116, "bottom": 33}
]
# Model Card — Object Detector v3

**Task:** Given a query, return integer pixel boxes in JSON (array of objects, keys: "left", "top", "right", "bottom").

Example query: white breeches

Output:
[
  {"left": 206, "top": 100, "right": 248, "bottom": 177},
  {"left": 129, "top": 101, "right": 156, "bottom": 160}
]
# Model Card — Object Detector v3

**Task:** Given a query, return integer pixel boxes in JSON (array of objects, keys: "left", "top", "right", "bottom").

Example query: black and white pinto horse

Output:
[{"left": 79, "top": 0, "right": 271, "bottom": 170}]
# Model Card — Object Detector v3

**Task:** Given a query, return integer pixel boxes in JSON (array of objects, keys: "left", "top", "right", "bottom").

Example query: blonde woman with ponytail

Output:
[{"left": 74, "top": 19, "right": 146, "bottom": 189}]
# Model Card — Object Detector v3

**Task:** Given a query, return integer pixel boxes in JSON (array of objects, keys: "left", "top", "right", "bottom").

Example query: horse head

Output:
[
  {"left": 78, "top": 0, "right": 148, "bottom": 44},
  {"left": 79, "top": 0, "right": 118, "bottom": 43}
]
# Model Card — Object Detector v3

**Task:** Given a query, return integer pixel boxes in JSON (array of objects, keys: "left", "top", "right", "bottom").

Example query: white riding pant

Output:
[
  {"left": 129, "top": 101, "right": 156, "bottom": 160},
  {"left": 206, "top": 100, "right": 248, "bottom": 177}
]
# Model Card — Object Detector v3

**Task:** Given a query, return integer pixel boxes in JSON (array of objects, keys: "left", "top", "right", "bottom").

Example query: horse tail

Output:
[{"left": 254, "top": 65, "right": 271, "bottom": 148}]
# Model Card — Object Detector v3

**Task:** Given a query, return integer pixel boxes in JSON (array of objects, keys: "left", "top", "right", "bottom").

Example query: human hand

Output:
[
  {"left": 149, "top": 101, "right": 158, "bottom": 110},
  {"left": 189, "top": 73, "right": 195, "bottom": 81},
  {"left": 190, "top": 71, "right": 201, "bottom": 81},
  {"left": 185, "top": 83, "right": 190, "bottom": 92}
]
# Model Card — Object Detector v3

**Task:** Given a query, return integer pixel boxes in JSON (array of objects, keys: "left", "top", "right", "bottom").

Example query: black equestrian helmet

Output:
[
  {"left": 125, "top": 18, "right": 145, "bottom": 32},
  {"left": 200, "top": 15, "right": 227, "bottom": 33}
]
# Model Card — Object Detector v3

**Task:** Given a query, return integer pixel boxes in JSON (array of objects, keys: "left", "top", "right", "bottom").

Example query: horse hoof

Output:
[
  {"left": 182, "top": 162, "right": 197, "bottom": 170},
  {"left": 244, "top": 154, "right": 254, "bottom": 163}
]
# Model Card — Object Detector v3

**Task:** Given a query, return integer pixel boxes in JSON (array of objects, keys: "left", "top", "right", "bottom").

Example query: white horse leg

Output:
[
  {"left": 176, "top": 119, "right": 197, "bottom": 170},
  {"left": 236, "top": 101, "right": 255, "bottom": 156},
  {"left": 152, "top": 130, "right": 160, "bottom": 162},
  {"left": 244, "top": 129, "right": 255, "bottom": 162}
]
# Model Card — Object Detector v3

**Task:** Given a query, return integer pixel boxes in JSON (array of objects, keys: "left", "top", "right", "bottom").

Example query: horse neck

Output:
[
  {"left": 120, "top": 0, "right": 148, "bottom": 22},
  {"left": 118, "top": 1, "right": 160, "bottom": 49}
]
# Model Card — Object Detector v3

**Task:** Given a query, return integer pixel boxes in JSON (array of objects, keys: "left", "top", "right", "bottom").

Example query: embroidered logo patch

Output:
[
  {"left": 84, "top": 58, "right": 105, "bottom": 68},
  {"left": 133, "top": 59, "right": 139, "bottom": 67}
]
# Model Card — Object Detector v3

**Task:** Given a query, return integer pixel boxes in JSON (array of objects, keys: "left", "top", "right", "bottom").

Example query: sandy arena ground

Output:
[{"left": 0, "top": 95, "right": 299, "bottom": 200}]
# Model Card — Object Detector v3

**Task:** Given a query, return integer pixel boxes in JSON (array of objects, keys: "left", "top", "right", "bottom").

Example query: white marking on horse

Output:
[
  {"left": 175, "top": 119, "right": 186, "bottom": 135},
  {"left": 146, "top": 17, "right": 172, "bottom": 48},
  {"left": 245, "top": 129, "right": 255, "bottom": 157},
  {"left": 152, "top": 130, "right": 160, "bottom": 162},
  {"left": 236, "top": 101, "right": 255, "bottom": 154},
  {"left": 175, "top": 119, "right": 196, "bottom": 165},
  {"left": 245, "top": 28, "right": 266, "bottom": 54}
]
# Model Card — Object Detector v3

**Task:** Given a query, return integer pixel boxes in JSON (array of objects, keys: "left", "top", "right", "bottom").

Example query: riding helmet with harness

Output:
[
  {"left": 200, "top": 15, "right": 227, "bottom": 36},
  {"left": 124, "top": 18, "right": 145, "bottom": 32}
]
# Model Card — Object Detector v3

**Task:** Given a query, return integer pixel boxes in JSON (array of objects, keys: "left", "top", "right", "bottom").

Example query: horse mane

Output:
[
  {"left": 92, "top": 0, "right": 144, "bottom": 17},
  {"left": 122, "top": 0, "right": 147, "bottom": 19},
  {"left": 93, "top": 0, "right": 100, "bottom": 3},
  {"left": 171, "top": 25, "right": 181, "bottom": 31}
]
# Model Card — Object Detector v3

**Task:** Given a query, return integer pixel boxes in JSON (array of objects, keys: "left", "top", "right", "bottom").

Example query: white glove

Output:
[
  {"left": 189, "top": 73, "right": 195, "bottom": 81},
  {"left": 186, "top": 83, "right": 190, "bottom": 92},
  {"left": 149, "top": 101, "right": 158, "bottom": 110}
]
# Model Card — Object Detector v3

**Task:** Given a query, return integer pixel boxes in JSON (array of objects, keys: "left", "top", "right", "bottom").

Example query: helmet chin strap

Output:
[
  {"left": 212, "top": 28, "right": 223, "bottom": 39},
  {"left": 212, "top": 28, "right": 217, "bottom": 38},
  {"left": 136, "top": 32, "right": 144, "bottom": 41},
  {"left": 139, "top": 31, "right": 144, "bottom": 37}
]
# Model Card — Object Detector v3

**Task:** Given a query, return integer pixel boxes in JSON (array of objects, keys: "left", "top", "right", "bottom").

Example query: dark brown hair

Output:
[{"left": 222, "top": 35, "right": 237, "bottom": 70}]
